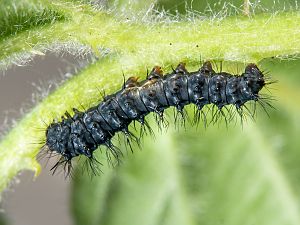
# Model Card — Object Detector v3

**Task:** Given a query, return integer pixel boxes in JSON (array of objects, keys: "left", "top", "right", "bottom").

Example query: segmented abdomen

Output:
[{"left": 44, "top": 61, "right": 266, "bottom": 166}]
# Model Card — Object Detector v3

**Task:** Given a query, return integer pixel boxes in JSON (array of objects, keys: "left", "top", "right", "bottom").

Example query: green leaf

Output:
[
  {"left": 1, "top": 1, "right": 300, "bottom": 69},
  {"left": 0, "top": 0, "right": 66, "bottom": 41},
  {"left": 156, "top": 0, "right": 298, "bottom": 15}
]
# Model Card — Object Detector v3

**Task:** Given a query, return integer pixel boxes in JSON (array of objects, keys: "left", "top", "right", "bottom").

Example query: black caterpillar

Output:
[{"left": 42, "top": 61, "right": 271, "bottom": 175}]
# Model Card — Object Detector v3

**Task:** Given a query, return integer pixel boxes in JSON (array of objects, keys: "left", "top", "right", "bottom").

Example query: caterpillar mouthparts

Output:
[{"left": 42, "top": 61, "right": 270, "bottom": 175}]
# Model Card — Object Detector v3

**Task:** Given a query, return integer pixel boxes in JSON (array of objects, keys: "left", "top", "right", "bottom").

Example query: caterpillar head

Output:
[
  {"left": 244, "top": 63, "right": 265, "bottom": 94},
  {"left": 46, "top": 121, "right": 72, "bottom": 160}
]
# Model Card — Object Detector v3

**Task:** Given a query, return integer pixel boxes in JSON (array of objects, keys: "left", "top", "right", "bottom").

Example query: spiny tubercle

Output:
[{"left": 44, "top": 61, "right": 265, "bottom": 164}]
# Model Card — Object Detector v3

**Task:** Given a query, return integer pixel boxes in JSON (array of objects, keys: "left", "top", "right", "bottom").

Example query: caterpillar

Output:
[{"left": 42, "top": 61, "right": 272, "bottom": 175}]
